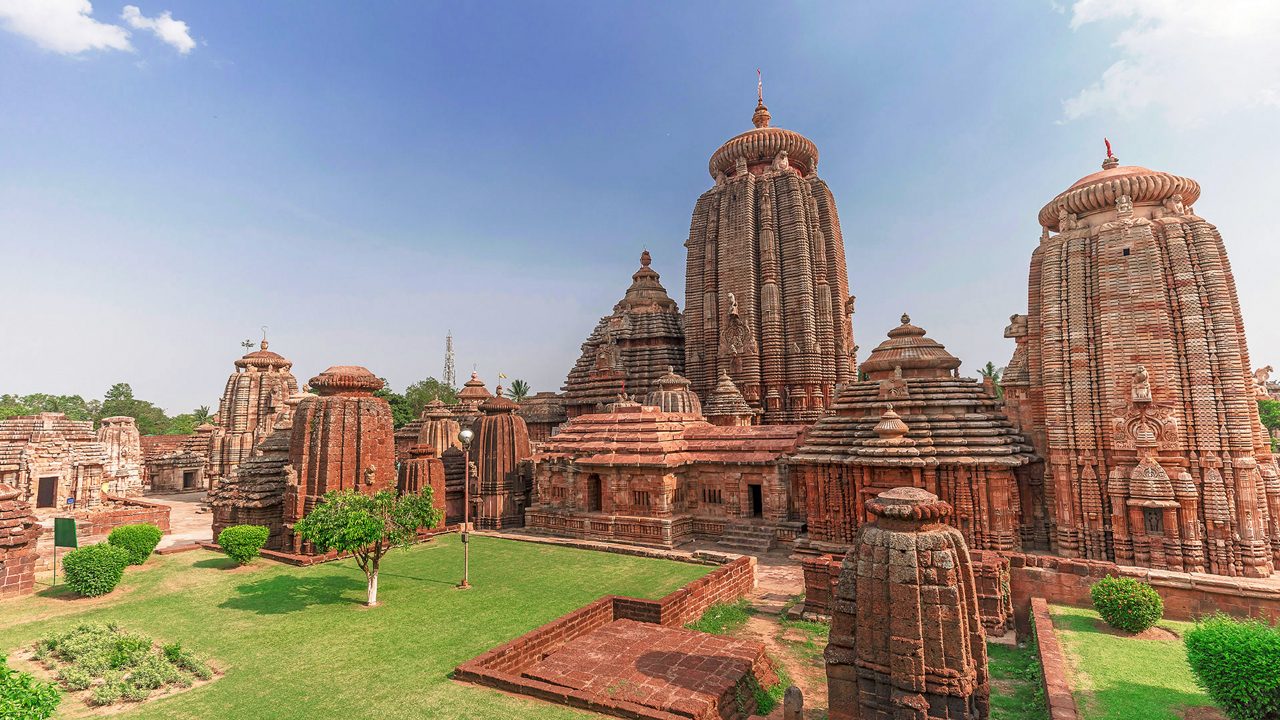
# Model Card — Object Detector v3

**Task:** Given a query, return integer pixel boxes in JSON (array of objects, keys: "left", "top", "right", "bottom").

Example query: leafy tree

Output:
[
  {"left": 506, "top": 379, "right": 531, "bottom": 403},
  {"left": 165, "top": 406, "right": 214, "bottom": 435},
  {"left": 1259, "top": 399, "right": 1280, "bottom": 436},
  {"left": 98, "top": 383, "right": 170, "bottom": 435},
  {"left": 978, "top": 362, "right": 1004, "bottom": 399},
  {"left": 294, "top": 489, "right": 442, "bottom": 606},
  {"left": 404, "top": 377, "right": 458, "bottom": 414},
  {"left": 0, "top": 395, "right": 34, "bottom": 421},
  {"left": 374, "top": 380, "right": 415, "bottom": 430},
  {"left": 0, "top": 394, "right": 98, "bottom": 422}
]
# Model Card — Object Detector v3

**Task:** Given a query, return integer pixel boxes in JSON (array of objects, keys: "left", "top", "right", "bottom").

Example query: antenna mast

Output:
[{"left": 443, "top": 331, "right": 456, "bottom": 388}]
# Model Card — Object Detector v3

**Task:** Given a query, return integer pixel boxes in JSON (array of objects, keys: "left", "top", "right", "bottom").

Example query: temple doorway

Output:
[
  {"left": 748, "top": 484, "right": 763, "bottom": 518},
  {"left": 587, "top": 474, "right": 602, "bottom": 512},
  {"left": 36, "top": 476, "right": 57, "bottom": 508},
  {"left": 183, "top": 470, "right": 198, "bottom": 490}
]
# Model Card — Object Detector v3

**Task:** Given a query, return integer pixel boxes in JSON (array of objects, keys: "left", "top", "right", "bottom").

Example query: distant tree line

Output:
[
  {"left": 0, "top": 383, "right": 210, "bottom": 436},
  {"left": 371, "top": 376, "right": 533, "bottom": 429}
]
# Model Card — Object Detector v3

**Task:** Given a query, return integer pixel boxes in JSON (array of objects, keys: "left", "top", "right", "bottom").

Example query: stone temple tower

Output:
[
  {"left": 683, "top": 89, "right": 854, "bottom": 424},
  {"left": 1003, "top": 148, "right": 1279, "bottom": 577},
  {"left": 207, "top": 339, "right": 299, "bottom": 488}
]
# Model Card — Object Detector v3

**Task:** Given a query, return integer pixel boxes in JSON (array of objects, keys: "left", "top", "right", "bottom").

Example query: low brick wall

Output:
[
  {"left": 455, "top": 556, "right": 757, "bottom": 719},
  {"left": 1008, "top": 553, "right": 1280, "bottom": 634},
  {"left": 34, "top": 495, "right": 172, "bottom": 571},
  {"left": 1030, "top": 598, "right": 1080, "bottom": 720}
]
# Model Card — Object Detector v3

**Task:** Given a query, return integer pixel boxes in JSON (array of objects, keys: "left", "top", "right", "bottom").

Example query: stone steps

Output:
[{"left": 717, "top": 524, "right": 775, "bottom": 553}]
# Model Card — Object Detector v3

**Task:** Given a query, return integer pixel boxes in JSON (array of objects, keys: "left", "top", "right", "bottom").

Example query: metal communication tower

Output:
[{"left": 443, "top": 331, "right": 456, "bottom": 388}]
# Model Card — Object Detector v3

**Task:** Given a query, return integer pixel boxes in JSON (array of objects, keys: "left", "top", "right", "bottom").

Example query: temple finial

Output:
[
  {"left": 640, "top": 249, "right": 651, "bottom": 267},
  {"left": 757, "top": 68, "right": 763, "bottom": 104},
  {"left": 752, "top": 69, "right": 771, "bottom": 128},
  {"left": 1102, "top": 138, "right": 1119, "bottom": 169},
  {"left": 900, "top": 313, "right": 911, "bottom": 325},
  {"left": 260, "top": 325, "right": 269, "bottom": 350}
]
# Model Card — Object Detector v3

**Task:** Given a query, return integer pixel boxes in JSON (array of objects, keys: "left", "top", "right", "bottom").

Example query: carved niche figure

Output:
[
  {"left": 727, "top": 292, "right": 739, "bottom": 317},
  {"left": 772, "top": 150, "right": 790, "bottom": 171},
  {"left": 1255, "top": 366, "right": 1274, "bottom": 399},
  {"left": 1163, "top": 193, "right": 1185, "bottom": 216},
  {"left": 1116, "top": 194, "right": 1134, "bottom": 218},
  {"left": 1057, "top": 205, "right": 1079, "bottom": 231},
  {"left": 594, "top": 335, "right": 619, "bottom": 371},
  {"left": 1132, "top": 365, "right": 1152, "bottom": 403},
  {"left": 733, "top": 156, "right": 748, "bottom": 176},
  {"left": 845, "top": 295, "right": 856, "bottom": 316}
]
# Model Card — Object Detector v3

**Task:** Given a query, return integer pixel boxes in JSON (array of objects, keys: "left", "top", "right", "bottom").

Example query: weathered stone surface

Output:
[
  {"left": 562, "top": 251, "right": 685, "bottom": 418},
  {"left": 643, "top": 367, "right": 702, "bottom": 415},
  {"left": 826, "top": 487, "right": 989, "bottom": 720},
  {"left": 209, "top": 394, "right": 301, "bottom": 548},
  {"left": 0, "top": 483, "right": 40, "bottom": 598},
  {"left": 97, "top": 416, "right": 143, "bottom": 496},
  {"left": 471, "top": 389, "right": 534, "bottom": 529},
  {"left": 280, "top": 366, "right": 397, "bottom": 553},
  {"left": 0, "top": 413, "right": 108, "bottom": 508},
  {"left": 792, "top": 317, "right": 1042, "bottom": 555},
  {"left": 206, "top": 339, "right": 299, "bottom": 488},
  {"left": 141, "top": 426, "right": 212, "bottom": 493},
  {"left": 702, "top": 369, "right": 755, "bottom": 427},
  {"left": 684, "top": 96, "right": 854, "bottom": 424},
  {"left": 518, "top": 392, "right": 567, "bottom": 444},
  {"left": 527, "top": 401, "right": 806, "bottom": 548},
  {"left": 1004, "top": 152, "right": 1279, "bottom": 577},
  {"left": 398, "top": 444, "right": 446, "bottom": 524},
  {"left": 396, "top": 399, "right": 462, "bottom": 461}
]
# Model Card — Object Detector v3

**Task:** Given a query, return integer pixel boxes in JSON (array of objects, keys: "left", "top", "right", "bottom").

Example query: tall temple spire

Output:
[{"left": 752, "top": 69, "right": 771, "bottom": 128}]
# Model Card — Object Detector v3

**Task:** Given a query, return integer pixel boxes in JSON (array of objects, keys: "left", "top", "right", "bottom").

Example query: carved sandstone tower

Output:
[
  {"left": 684, "top": 87, "right": 854, "bottom": 424},
  {"left": 207, "top": 339, "right": 299, "bottom": 487},
  {"left": 1003, "top": 148, "right": 1279, "bottom": 577}
]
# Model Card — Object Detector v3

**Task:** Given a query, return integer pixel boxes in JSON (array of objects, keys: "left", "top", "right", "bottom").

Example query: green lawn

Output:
[
  {"left": 987, "top": 641, "right": 1047, "bottom": 720},
  {"left": 1050, "top": 604, "right": 1217, "bottom": 720},
  {"left": 0, "top": 535, "right": 710, "bottom": 719}
]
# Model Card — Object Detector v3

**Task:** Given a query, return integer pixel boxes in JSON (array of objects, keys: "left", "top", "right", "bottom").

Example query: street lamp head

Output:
[{"left": 458, "top": 428, "right": 474, "bottom": 447}]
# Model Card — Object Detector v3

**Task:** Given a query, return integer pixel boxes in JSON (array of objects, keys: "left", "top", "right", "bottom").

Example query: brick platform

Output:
[{"left": 525, "top": 619, "right": 776, "bottom": 719}]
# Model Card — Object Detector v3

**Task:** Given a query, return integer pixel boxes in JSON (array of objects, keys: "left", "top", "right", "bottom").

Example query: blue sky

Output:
[{"left": 1, "top": 1, "right": 1278, "bottom": 413}]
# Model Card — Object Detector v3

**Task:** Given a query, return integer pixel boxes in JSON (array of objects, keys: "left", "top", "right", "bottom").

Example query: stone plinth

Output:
[
  {"left": 684, "top": 98, "right": 854, "bottom": 424},
  {"left": 0, "top": 484, "right": 40, "bottom": 598},
  {"left": 280, "top": 366, "right": 397, "bottom": 553},
  {"left": 562, "top": 251, "right": 685, "bottom": 419},
  {"left": 1004, "top": 153, "right": 1279, "bottom": 577},
  {"left": 826, "top": 487, "right": 988, "bottom": 720}
]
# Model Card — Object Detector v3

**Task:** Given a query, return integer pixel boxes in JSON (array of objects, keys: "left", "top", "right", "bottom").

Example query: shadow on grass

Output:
[
  {"left": 35, "top": 584, "right": 83, "bottom": 601},
  {"left": 219, "top": 574, "right": 365, "bottom": 615},
  {"left": 377, "top": 571, "right": 458, "bottom": 587},
  {"left": 193, "top": 557, "right": 240, "bottom": 570}
]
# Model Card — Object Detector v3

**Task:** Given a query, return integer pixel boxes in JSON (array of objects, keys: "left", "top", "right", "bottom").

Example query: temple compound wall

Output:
[
  {"left": 526, "top": 393, "right": 806, "bottom": 549},
  {"left": 1003, "top": 151, "right": 1279, "bottom": 577},
  {"left": 683, "top": 96, "right": 854, "bottom": 424}
]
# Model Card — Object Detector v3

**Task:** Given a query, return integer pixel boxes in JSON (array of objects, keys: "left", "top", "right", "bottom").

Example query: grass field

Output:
[
  {"left": 0, "top": 534, "right": 710, "bottom": 719},
  {"left": 987, "top": 641, "right": 1047, "bottom": 720},
  {"left": 1050, "top": 604, "right": 1217, "bottom": 720}
]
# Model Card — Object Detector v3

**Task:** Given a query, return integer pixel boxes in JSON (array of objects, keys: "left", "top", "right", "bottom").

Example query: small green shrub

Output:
[
  {"left": 1090, "top": 576, "right": 1164, "bottom": 633},
  {"left": 0, "top": 657, "right": 62, "bottom": 719},
  {"left": 61, "top": 544, "right": 130, "bottom": 597},
  {"left": 107, "top": 523, "right": 163, "bottom": 565},
  {"left": 122, "top": 683, "right": 152, "bottom": 702},
  {"left": 90, "top": 681, "right": 123, "bottom": 706},
  {"left": 56, "top": 665, "right": 91, "bottom": 691},
  {"left": 218, "top": 525, "right": 270, "bottom": 565},
  {"left": 1185, "top": 614, "right": 1280, "bottom": 720},
  {"left": 36, "top": 623, "right": 211, "bottom": 707}
]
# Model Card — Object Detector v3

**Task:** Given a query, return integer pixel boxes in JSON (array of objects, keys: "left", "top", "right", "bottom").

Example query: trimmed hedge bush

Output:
[
  {"left": 218, "top": 525, "right": 270, "bottom": 565},
  {"left": 1090, "top": 576, "right": 1164, "bottom": 633},
  {"left": 107, "top": 523, "right": 163, "bottom": 565},
  {"left": 0, "top": 657, "right": 61, "bottom": 719},
  {"left": 61, "top": 543, "right": 130, "bottom": 597},
  {"left": 1185, "top": 614, "right": 1280, "bottom": 720}
]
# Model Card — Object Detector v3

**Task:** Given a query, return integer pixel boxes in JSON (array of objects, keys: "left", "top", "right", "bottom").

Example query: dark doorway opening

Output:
[
  {"left": 749, "top": 484, "right": 763, "bottom": 518},
  {"left": 182, "top": 470, "right": 198, "bottom": 490},
  {"left": 587, "top": 474, "right": 602, "bottom": 512},
  {"left": 36, "top": 476, "right": 57, "bottom": 508}
]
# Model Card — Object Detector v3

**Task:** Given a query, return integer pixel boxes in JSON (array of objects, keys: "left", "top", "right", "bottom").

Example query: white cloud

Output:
[
  {"left": 1063, "top": 0, "right": 1280, "bottom": 127},
  {"left": 0, "top": 0, "right": 131, "bottom": 54},
  {"left": 121, "top": 5, "right": 193, "bottom": 54}
]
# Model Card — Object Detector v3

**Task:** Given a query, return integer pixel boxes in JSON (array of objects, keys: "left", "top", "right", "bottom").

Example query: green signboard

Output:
[{"left": 53, "top": 517, "right": 77, "bottom": 548}]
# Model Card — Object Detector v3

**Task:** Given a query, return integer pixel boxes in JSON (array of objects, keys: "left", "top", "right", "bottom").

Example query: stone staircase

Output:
[{"left": 716, "top": 524, "right": 775, "bottom": 554}]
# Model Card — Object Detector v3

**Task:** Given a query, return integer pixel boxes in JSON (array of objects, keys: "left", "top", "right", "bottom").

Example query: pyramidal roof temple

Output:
[{"left": 683, "top": 85, "right": 855, "bottom": 424}]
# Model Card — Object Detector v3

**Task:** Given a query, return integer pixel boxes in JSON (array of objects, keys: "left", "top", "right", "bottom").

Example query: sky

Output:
[{"left": 1, "top": 0, "right": 1278, "bottom": 414}]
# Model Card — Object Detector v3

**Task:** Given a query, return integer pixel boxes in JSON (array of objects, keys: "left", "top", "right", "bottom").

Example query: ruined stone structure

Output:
[
  {"left": 826, "top": 487, "right": 989, "bottom": 720},
  {"left": 209, "top": 394, "right": 301, "bottom": 547},
  {"left": 398, "top": 444, "right": 447, "bottom": 522},
  {"left": 0, "top": 413, "right": 107, "bottom": 509},
  {"left": 703, "top": 369, "right": 756, "bottom": 427},
  {"left": 792, "top": 316, "right": 1042, "bottom": 555},
  {"left": 453, "top": 372, "right": 493, "bottom": 429},
  {"left": 97, "top": 416, "right": 143, "bottom": 496},
  {"left": 141, "top": 429, "right": 211, "bottom": 493},
  {"left": 207, "top": 339, "right": 299, "bottom": 487},
  {"left": 518, "top": 392, "right": 568, "bottom": 444},
  {"left": 280, "top": 367, "right": 397, "bottom": 553},
  {"left": 526, "top": 398, "right": 806, "bottom": 549},
  {"left": 1003, "top": 151, "right": 1279, "bottom": 577},
  {"left": 470, "top": 391, "right": 534, "bottom": 529},
  {"left": 440, "top": 446, "right": 467, "bottom": 525},
  {"left": 562, "top": 251, "right": 685, "bottom": 418},
  {"left": 683, "top": 92, "right": 854, "bottom": 424},
  {"left": 0, "top": 484, "right": 40, "bottom": 598}
]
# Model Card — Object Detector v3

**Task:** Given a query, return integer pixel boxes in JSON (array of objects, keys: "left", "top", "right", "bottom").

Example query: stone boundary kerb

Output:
[{"left": 1030, "top": 598, "right": 1081, "bottom": 720}]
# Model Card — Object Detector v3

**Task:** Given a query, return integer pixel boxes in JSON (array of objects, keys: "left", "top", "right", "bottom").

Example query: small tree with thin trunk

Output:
[{"left": 293, "top": 489, "right": 442, "bottom": 606}]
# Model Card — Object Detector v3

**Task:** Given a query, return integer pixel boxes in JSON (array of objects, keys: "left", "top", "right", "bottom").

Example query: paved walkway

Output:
[{"left": 145, "top": 491, "right": 213, "bottom": 548}]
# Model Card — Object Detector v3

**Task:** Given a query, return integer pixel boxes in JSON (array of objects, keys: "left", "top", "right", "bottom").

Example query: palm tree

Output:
[
  {"left": 978, "top": 362, "right": 1004, "bottom": 398},
  {"left": 192, "top": 405, "right": 213, "bottom": 424},
  {"left": 506, "top": 379, "right": 531, "bottom": 403}
]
